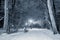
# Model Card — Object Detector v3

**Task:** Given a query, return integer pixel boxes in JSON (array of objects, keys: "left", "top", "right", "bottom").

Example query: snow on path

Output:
[{"left": 0, "top": 28, "right": 60, "bottom": 40}]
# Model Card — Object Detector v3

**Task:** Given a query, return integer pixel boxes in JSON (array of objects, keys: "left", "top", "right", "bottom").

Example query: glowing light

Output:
[{"left": 28, "top": 19, "right": 34, "bottom": 23}]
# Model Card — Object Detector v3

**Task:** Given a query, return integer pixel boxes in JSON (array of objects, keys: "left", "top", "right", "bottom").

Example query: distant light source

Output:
[
  {"left": 25, "top": 19, "right": 35, "bottom": 26},
  {"left": 28, "top": 19, "right": 34, "bottom": 23}
]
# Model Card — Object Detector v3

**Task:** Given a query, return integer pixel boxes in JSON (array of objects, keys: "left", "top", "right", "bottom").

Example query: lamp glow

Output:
[{"left": 28, "top": 19, "right": 34, "bottom": 23}]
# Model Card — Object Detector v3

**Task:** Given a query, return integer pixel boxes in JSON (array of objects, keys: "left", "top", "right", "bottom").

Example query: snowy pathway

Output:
[{"left": 0, "top": 28, "right": 60, "bottom": 40}]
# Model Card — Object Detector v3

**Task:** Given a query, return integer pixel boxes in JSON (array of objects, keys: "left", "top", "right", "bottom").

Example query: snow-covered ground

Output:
[{"left": 0, "top": 28, "right": 60, "bottom": 40}]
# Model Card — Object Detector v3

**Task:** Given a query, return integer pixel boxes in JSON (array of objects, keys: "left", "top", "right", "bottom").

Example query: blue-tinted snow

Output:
[{"left": 0, "top": 28, "right": 60, "bottom": 40}]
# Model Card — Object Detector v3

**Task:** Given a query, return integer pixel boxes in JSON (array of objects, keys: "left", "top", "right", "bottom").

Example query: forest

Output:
[{"left": 0, "top": 0, "right": 60, "bottom": 34}]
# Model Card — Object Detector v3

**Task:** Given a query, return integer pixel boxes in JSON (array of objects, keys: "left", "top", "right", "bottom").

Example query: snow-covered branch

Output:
[{"left": 0, "top": 17, "right": 4, "bottom": 21}]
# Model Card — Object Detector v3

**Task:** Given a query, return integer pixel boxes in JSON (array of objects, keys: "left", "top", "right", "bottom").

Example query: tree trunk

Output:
[
  {"left": 3, "top": 0, "right": 9, "bottom": 32},
  {"left": 47, "top": 0, "right": 58, "bottom": 34}
]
